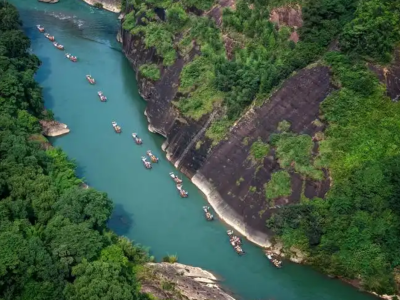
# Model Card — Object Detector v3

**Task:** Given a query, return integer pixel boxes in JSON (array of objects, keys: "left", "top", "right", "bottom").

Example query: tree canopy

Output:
[{"left": 0, "top": 3, "right": 152, "bottom": 299}]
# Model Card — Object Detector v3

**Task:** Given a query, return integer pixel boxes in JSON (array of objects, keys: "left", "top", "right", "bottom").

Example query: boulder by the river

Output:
[
  {"left": 141, "top": 262, "right": 236, "bottom": 300},
  {"left": 38, "top": 0, "right": 59, "bottom": 3},
  {"left": 39, "top": 120, "right": 70, "bottom": 137}
]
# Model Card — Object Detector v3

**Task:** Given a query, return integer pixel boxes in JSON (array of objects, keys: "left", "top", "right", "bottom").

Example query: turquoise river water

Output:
[{"left": 9, "top": 1, "right": 379, "bottom": 300}]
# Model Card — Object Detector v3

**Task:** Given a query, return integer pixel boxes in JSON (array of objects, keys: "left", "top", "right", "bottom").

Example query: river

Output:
[{"left": 9, "top": 1, "right": 378, "bottom": 300}]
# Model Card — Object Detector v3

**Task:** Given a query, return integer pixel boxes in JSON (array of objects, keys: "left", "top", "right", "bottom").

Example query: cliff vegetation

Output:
[{"left": 121, "top": 0, "right": 400, "bottom": 295}]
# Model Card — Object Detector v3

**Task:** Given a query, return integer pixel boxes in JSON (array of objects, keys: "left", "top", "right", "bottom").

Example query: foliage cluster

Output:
[
  {"left": 139, "top": 63, "right": 161, "bottom": 80},
  {"left": 0, "top": 4, "right": 153, "bottom": 300},
  {"left": 339, "top": 0, "right": 400, "bottom": 63},
  {"left": 265, "top": 170, "right": 292, "bottom": 200},
  {"left": 272, "top": 132, "right": 323, "bottom": 180},
  {"left": 268, "top": 52, "right": 400, "bottom": 294},
  {"left": 250, "top": 139, "right": 270, "bottom": 162},
  {"left": 162, "top": 254, "right": 178, "bottom": 263}
]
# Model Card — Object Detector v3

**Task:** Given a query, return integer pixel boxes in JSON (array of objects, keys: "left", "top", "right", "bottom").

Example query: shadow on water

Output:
[
  {"left": 36, "top": 56, "right": 52, "bottom": 81},
  {"left": 108, "top": 203, "right": 135, "bottom": 236},
  {"left": 41, "top": 87, "right": 56, "bottom": 111},
  {"left": 75, "top": 163, "right": 88, "bottom": 181},
  {"left": 121, "top": 56, "right": 140, "bottom": 95}
]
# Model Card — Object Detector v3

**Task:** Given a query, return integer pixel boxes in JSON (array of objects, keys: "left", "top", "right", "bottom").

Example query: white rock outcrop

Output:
[{"left": 142, "top": 263, "right": 236, "bottom": 300}]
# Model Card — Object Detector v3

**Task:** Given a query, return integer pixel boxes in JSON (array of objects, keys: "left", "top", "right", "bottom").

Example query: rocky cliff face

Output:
[
  {"left": 141, "top": 263, "right": 235, "bottom": 300},
  {"left": 121, "top": 5, "right": 332, "bottom": 247}
]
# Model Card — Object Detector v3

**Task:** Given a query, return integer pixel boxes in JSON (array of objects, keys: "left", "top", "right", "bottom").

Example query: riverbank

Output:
[{"left": 80, "top": 0, "right": 121, "bottom": 13}]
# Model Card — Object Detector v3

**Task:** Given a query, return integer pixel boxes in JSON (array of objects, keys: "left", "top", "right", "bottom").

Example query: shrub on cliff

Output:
[
  {"left": 250, "top": 139, "right": 270, "bottom": 162},
  {"left": 162, "top": 254, "right": 178, "bottom": 263},
  {"left": 265, "top": 170, "right": 292, "bottom": 200},
  {"left": 94, "top": 2, "right": 103, "bottom": 9},
  {"left": 139, "top": 63, "right": 161, "bottom": 81},
  {"left": 272, "top": 133, "right": 323, "bottom": 181}
]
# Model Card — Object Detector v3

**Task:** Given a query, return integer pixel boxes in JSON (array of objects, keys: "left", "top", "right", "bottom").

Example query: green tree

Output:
[{"left": 64, "top": 259, "right": 139, "bottom": 300}]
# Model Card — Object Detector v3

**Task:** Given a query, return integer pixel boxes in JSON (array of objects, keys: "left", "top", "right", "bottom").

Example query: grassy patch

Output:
[
  {"left": 250, "top": 139, "right": 270, "bottom": 162},
  {"left": 175, "top": 84, "right": 223, "bottom": 120},
  {"left": 265, "top": 170, "right": 292, "bottom": 200},
  {"left": 176, "top": 56, "right": 224, "bottom": 120},
  {"left": 249, "top": 186, "right": 256, "bottom": 193},
  {"left": 161, "top": 281, "right": 176, "bottom": 291},
  {"left": 205, "top": 117, "right": 232, "bottom": 146},
  {"left": 139, "top": 64, "right": 161, "bottom": 81},
  {"left": 195, "top": 140, "right": 202, "bottom": 150},
  {"left": 273, "top": 133, "right": 323, "bottom": 180},
  {"left": 277, "top": 120, "right": 291, "bottom": 132},
  {"left": 236, "top": 177, "right": 244, "bottom": 186},
  {"left": 162, "top": 254, "right": 178, "bottom": 263}
]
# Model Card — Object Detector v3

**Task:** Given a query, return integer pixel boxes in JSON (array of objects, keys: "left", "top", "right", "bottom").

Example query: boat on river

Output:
[
  {"left": 227, "top": 230, "right": 244, "bottom": 255},
  {"left": 132, "top": 133, "right": 142, "bottom": 144},
  {"left": 147, "top": 150, "right": 159, "bottom": 163},
  {"left": 112, "top": 121, "right": 121, "bottom": 133},
  {"left": 36, "top": 25, "right": 45, "bottom": 32},
  {"left": 265, "top": 250, "right": 282, "bottom": 268},
  {"left": 203, "top": 206, "right": 214, "bottom": 221},
  {"left": 86, "top": 74, "right": 95, "bottom": 84},
  {"left": 141, "top": 156, "right": 152, "bottom": 169},
  {"left": 176, "top": 184, "right": 188, "bottom": 198},
  {"left": 65, "top": 53, "right": 77, "bottom": 62},
  {"left": 44, "top": 33, "right": 55, "bottom": 41},
  {"left": 53, "top": 42, "right": 64, "bottom": 50},
  {"left": 97, "top": 91, "right": 107, "bottom": 102},
  {"left": 227, "top": 230, "right": 242, "bottom": 245},
  {"left": 169, "top": 172, "right": 182, "bottom": 184}
]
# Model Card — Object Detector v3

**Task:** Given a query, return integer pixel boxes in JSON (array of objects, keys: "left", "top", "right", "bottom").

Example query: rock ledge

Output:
[
  {"left": 39, "top": 120, "right": 70, "bottom": 137},
  {"left": 141, "top": 262, "right": 236, "bottom": 300}
]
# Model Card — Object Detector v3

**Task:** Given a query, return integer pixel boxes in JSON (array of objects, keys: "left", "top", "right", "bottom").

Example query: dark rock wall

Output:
[
  {"left": 122, "top": 17, "right": 210, "bottom": 177},
  {"left": 197, "top": 67, "right": 332, "bottom": 234}
]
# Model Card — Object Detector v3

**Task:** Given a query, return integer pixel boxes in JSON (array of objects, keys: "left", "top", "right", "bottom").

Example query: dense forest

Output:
[
  {"left": 0, "top": 3, "right": 153, "bottom": 299},
  {"left": 122, "top": 0, "right": 400, "bottom": 295}
]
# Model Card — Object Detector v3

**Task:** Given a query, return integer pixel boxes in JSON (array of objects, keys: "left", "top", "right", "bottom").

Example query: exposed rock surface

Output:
[
  {"left": 369, "top": 49, "right": 400, "bottom": 101},
  {"left": 269, "top": 5, "right": 303, "bottom": 28},
  {"left": 39, "top": 120, "right": 70, "bottom": 137},
  {"left": 141, "top": 263, "right": 235, "bottom": 300},
  {"left": 269, "top": 5, "right": 302, "bottom": 43},
  {"left": 121, "top": 7, "right": 331, "bottom": 247},
  {"left": 81, "top": 0, "right": 121, "bottom": 13}
]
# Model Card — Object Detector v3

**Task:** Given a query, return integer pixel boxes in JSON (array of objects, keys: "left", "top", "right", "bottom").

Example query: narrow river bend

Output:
[{"left": 9, "top": 1, "right": 378, "bottom": 300}]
